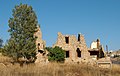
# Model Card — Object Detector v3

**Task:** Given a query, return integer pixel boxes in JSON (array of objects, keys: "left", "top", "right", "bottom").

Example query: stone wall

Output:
[
  {"left": 53, "top": 32, "right": 90, "bottom": 63},
  {"left": 34, "top": 26, "right": 48, "bottom": 64},
  {"left": 34, "top": 27, "right": 46, "bottom": 52}
]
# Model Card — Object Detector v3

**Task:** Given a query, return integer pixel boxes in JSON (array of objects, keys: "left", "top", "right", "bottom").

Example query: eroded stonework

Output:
[
  {"left": 53, "top": 32, "right": 110, "bottom": 66},
  {"left": 35, "top": 30, "right": 111, "bottom": 68},
  {"left": 53, "top": 32, "right": 90, "bottom": 63},
  {"left": 35, "top": 27, "right": 45, "bottom": 52},
  {"left": 34, "top": 26, "right": 48, "bottom": 64}
]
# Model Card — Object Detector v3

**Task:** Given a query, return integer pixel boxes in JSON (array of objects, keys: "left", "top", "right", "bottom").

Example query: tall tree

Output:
[{"left": 4, "top": 4, "right": 38, "bottom": 61}]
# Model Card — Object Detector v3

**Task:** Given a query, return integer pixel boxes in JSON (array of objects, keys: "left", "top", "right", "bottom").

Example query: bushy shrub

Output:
[{"left": 46, "top": 46, "right": 65, "bottom": 62}]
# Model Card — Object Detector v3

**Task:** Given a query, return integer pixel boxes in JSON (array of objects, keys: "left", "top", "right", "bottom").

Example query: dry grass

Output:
[
  {"left": 0, "top": 55, "right": 119, "bottom": 76},
  {"left": 0, "top": 55, "right": 13, "bottom": 62},
  {"left": 111, "top": 64, "right": 120, "bottom": 76},
  {"left": 0, "top": 62, "right": 119, "bottom": 76}
]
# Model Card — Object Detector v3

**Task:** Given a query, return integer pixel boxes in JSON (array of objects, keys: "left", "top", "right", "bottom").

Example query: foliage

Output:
[
  {"left": 0, "top": 38, "right": 3, "bottom": 48},
  {"left": 3, "top": 4, "right": 39, "bottom": 62},
  {"left": 0, "top": 38, "right": 3, "bottom": 52},
  {"left": 46, "top": 46, "right": 65, "bottom": 62}
]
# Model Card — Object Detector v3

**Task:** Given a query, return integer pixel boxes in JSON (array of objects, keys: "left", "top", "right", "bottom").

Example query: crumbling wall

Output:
[
  {"left": 34, "top": 26, "right": 48, "bottom": 64},
  {"left": 78, "top": 34, "right": 90, "bottom": 59},
  {"left": 35, "top": 27, "right": 46, "bottom": 52},
  {"left": 34, "top": 27, "right": 46, "bottom": 52},
  {"left": 89, "top": 39, "right": 105, "bottom": 59},
  {"left": 53, "top": 32, "right": 90, "bottom": 63}
]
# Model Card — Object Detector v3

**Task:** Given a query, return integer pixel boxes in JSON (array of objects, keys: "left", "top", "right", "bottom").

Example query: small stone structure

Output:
[
  {"left": 34, "top": 26, "right": 48, "bottom": 64},
  {"left": 97, "top": 57, "right": 112, "bottom": 68},
  {"left": 88, "top": 39, "right": 105, "bottom": 60},
  {"left": 35, "top": 26, "right": 46, "bottom": 52}
]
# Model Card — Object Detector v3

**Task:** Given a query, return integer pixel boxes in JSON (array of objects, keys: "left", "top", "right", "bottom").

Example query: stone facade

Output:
[
  {"left": 35, "top": 26, "right": 46, "bottom": 52},
  {"left": 34, "top": 26, "right": 48, "bottom": 63},
  {"left": 53, "top": 32, "right": 90, "bottom": 63},
  {"left": 53, "top": 32, "right": 109, "bottom": 64}
]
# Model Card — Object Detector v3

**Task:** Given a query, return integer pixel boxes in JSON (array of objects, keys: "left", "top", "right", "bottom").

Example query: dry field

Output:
[
  {"left": 0, "top": 62, "right": 119, "bottom": 76},
  {"left": 0, "top": 56, "right": 120, "bottom": 76}
]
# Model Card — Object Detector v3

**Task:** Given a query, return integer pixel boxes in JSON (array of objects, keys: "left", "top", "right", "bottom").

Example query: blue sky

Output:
[{"left": 0, "top": 0, "right": 120, "bottom": 51}]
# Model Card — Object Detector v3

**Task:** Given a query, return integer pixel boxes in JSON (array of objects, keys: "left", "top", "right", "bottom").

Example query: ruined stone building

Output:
[
  {"left": 34, "top": 29, "right": 111, "bottom": 67},
  {"left": 53, "top": 32, "right": 106, "bottom": 63},
  {"left": 34, "top": 26, "right": 48, "bottom": 63},
  {"left": 53, "top": 32, "right": 90, "bottom": 63}
]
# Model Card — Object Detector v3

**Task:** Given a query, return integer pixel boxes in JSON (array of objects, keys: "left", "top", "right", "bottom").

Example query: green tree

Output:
[
  {"left": 0, "top": 38, "right": 3, "bottom": 48},
  {"left": 46, "top": 46, "right": 65, "bottom": 62},
  {"left": 3, "top": 4, "right": 38, "bottom": 62},
  {"left": 0, "top": 38, "right": 3, "bottom": 52}
]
